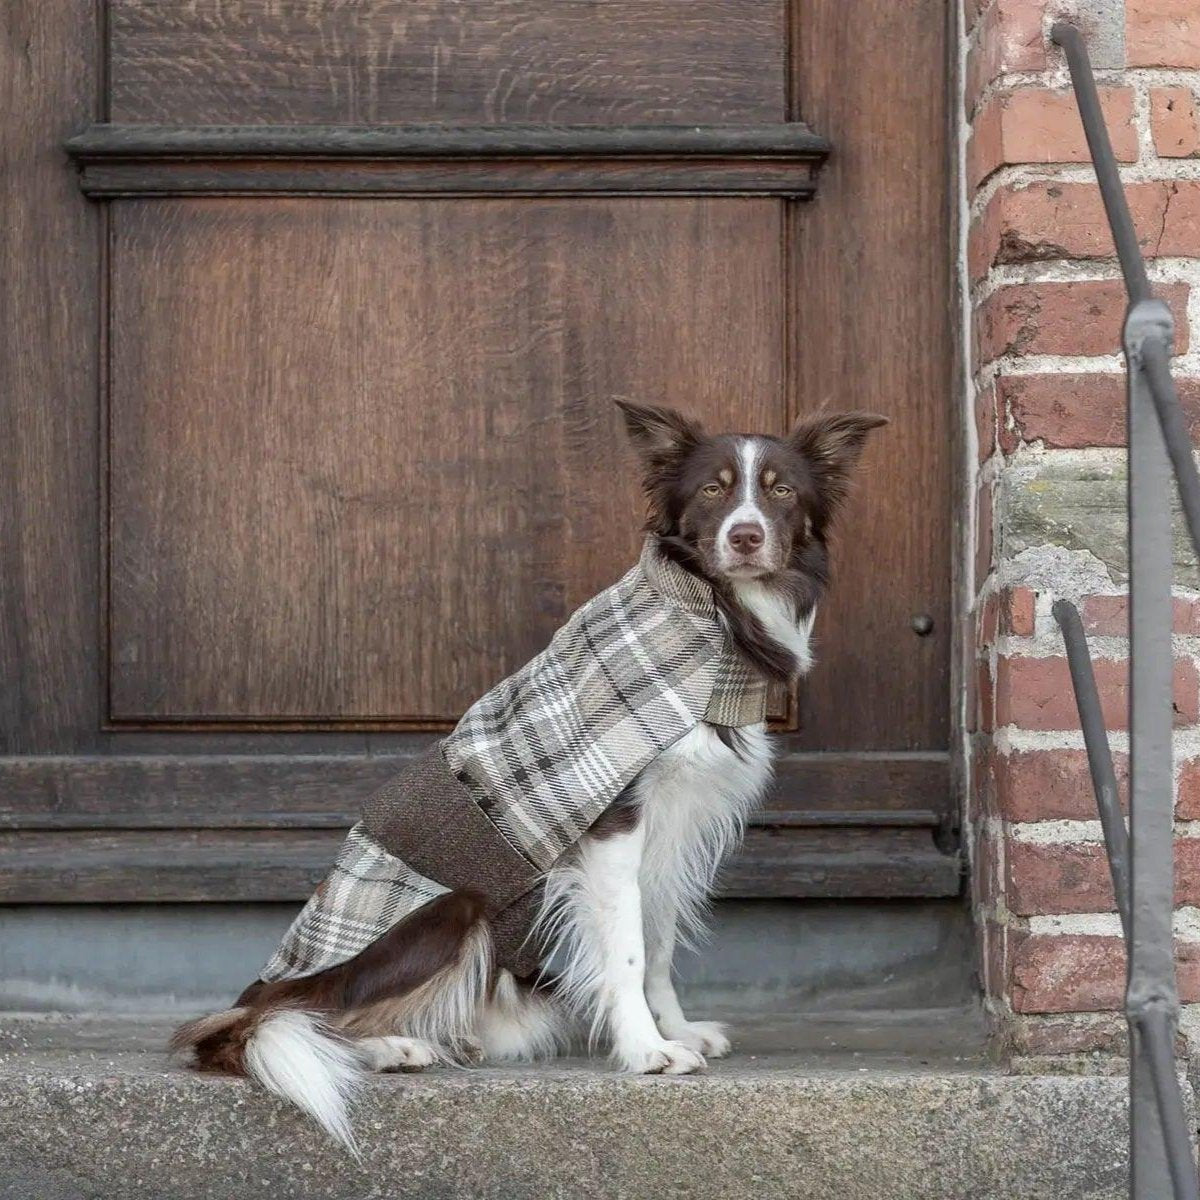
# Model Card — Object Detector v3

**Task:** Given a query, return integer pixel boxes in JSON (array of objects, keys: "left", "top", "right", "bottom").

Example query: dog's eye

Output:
[
  {"left": 771, "top": 484, "right": 795, "bottom": 498},
  {"left": 701, "top": 483, "right": 723, "bottom": 497}
]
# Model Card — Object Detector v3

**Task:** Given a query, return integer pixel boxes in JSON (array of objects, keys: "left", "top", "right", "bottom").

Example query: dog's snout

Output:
[{"left": 727, "top": 523, "right": 765, "bottom": 554}]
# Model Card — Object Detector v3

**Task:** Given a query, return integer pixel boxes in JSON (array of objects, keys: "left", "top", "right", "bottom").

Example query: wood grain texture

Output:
[
  {"left": 0, "top": 1, "right": 100, "bottom": 753},
  {"left": 0, "top": 826, "right": 961, "bottom": 902},
  {"left": 109, "top": 0, "right": 785, "bottom": 126},
  {"left": 718, "top": 826, "right": 962, "bottom": 899},
  {"left": 0, "top": 753, "right": 951, "bottom": 828},
  {"left": 788, "top": 0, "right": 953, "bottom": 751},
  {"left": 108, "top": 197, "right": 784, "bottom": 722}
]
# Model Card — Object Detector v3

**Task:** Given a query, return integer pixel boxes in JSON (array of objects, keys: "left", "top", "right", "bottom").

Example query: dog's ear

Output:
[
  {"left": 615, "top": 400, "right": 703, "bottom": 460},
  {"left": 789, "top": 411, "right": 889, "bottom": 514}
]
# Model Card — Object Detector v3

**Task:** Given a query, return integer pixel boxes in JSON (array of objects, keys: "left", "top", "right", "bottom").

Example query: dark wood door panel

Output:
[
  {"left": 109, "top": 0, "right": 785, "bottom": 126},
  {"left": 789, "top": 0, "right": 952, "bottom": 752},
  {"left": 2, "top": 0, "right": 959, "bottom": 908},
  {"left": 108, "top": 196, "right": 784, "bottom": 723}
]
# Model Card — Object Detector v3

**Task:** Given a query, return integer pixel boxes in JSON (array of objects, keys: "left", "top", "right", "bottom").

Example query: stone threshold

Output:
[{"left": 0, "top": 1008, "right": 1154, "bottom": 1200}]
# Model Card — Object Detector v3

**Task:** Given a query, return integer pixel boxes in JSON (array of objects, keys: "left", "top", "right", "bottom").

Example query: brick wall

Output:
[{"left": 963, "top": 0, "right": 1200, "bottom": 1056}]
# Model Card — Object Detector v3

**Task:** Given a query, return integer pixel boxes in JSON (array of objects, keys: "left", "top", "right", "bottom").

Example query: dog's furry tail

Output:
[{"left": 170, "top": 1007, "right": 364, "bottom": 1156}]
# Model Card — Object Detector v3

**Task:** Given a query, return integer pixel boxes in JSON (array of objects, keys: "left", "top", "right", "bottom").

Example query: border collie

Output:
[{"left": 171, "top": 401, "right": 886, "bottom": 1152}]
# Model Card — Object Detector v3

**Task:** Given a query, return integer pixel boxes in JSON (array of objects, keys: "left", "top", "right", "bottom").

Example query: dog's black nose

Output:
[{"left": 727, "top": 523, "right": 765, "bottom": 553}]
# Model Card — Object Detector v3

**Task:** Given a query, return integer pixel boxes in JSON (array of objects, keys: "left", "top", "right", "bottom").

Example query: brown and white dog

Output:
[{"left": 170, "top": 401, "right": 886, "bottom": 1151}]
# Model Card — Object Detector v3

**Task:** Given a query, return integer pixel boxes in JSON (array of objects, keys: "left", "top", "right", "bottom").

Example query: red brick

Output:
[
  {"left": 973, "top": 741, "right": 997, "bottom": 819},
  {"left": 964, "top": 0, "right": 992, "bottom": 34},
  {"left": 1008, "top": 837, "right": 1200, "bottom": 915},
  {"left": 994, "top": 747, "right": 1129, "bottom": 821},
  {"left": 1010, "top": 935, "right": 1122, "bottom": 1012},
  {"left": 965, "top": 0, "right": 1048, "bottom": 115},
  {"left": 981, "top": 918, "right": 1009, "bottom": 1001},
  {"left": 975, "top": 480, "right": 994, "bottom": 593},
  {"left": 1007, "top": 1012, "right": 1130, "bottom": 1055},
  {"left": 1007, "top": 840, "right": 1120, "bottom": 915},
  {"left": 1178, "top": 757, "right": 1200, "bottom": 818},
  {"left": 999, "top": 373, "right": 1200, "bottom": 449},
  {"left": 976, "top": 379, "right": 998, "bottom": 462},
  {"left": 974, "top": 281, "right": 1190, "bottom": 366},
  {"left": 1080, "top": 594, "right": 1129, "bottom": 635},
  {"left": 976, "top": 591, "right": 1000, "bottom": 649},
  {"left": 1001, "top": 586, "right": 1036, "bottom": 636},
  {"left": 974, "top": 741, "right": 1002, "bottom": 817},
  {"left": 977, "top": 657, "right": 996, "bottom": 733},
  {"left": 974, "top": 828, "right": 1002, "bottom": 915},
  {"left": 968, "top": 181, "right": 1200, "bottom": 283},
  {"left": 1151, "top": 87, "right": 1200, "bottom": 157},
  {"left": 975, "top": 588, "right": 1033, "bottom": 647},
  {"left": 1127, "top": 0, "right": 1200, "bottom": 68},
  {"left": 1010, "top": 934, "right": 1200, "bottom": 1012},
  {"left": 1081, "top": 593, "right": 1200, "bottom": 636},
  {"left": 967, "top": 88, "right": 1137, "bottom": 192},
  {"left": 994, "top": 654, "right": 1199, "bottom": 730}
]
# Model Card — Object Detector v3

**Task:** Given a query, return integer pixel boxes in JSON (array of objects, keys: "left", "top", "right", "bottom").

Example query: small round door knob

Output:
[{"left": 911, "top": 613, "right": 934, "bottom": 636}]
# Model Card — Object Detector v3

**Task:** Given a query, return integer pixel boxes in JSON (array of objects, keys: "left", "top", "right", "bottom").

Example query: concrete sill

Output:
[{"left": 0, "top": 1008, "right": 1159, "bottom": 1200}]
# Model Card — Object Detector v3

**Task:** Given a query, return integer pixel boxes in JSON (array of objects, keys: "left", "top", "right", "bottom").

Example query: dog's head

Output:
[{"left": 615, "top": 400, "right": 887, "bottom": 584}]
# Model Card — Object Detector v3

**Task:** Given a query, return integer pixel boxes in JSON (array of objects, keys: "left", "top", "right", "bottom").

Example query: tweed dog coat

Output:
[{"left": 259, "top": 536, "right": 768, "bottom": 983}]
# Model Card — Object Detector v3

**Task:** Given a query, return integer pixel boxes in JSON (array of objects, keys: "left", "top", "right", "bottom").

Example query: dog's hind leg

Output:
[
  {"left": 355, "top": 1035, "right": 439, "bottom": 1072},
  {"left": 475, "top": 970, "right": 567, "bottom": 1062},
  {"left": 333, "top": 891, "right": 494, "bottom": 1059}
]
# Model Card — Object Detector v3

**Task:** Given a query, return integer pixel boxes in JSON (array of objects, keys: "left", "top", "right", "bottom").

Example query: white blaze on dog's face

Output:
[
  {"left": 615, "top": 401, "right": 888, "bottom": 584},
  {"left": 706, "top": 437, "right": 804, "bottom": 579}
]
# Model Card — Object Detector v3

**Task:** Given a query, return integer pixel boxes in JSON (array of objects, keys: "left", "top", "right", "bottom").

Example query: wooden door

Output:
[{"left": 1, "top": 0, "right": 958, "bottom": 903}]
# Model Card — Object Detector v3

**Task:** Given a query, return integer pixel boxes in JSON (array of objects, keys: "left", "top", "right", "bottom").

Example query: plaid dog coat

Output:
[{"left": 259, "top": 536, "right": 768, "bottom": 983}]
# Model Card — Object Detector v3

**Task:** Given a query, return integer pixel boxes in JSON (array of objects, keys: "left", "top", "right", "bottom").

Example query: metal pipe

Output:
[
  {"left": 1142, "top": 335, "right": 1200, "bottom": 564},
  {"left": 1050, "top": 23, "right": 1152, "bottom": 303},
  {"left": 1051, "top": 23, "right": 1200, "bottom": 1198},
  {"left": 1139, "top": 1007, "right": 1200, "bottom": 1200},
  {"left": 1125, "top": 299, "right": 1184, "bottom": 1199},
  {"left": 1052, "top": 600, "right": 1131, "bottom": 937}
]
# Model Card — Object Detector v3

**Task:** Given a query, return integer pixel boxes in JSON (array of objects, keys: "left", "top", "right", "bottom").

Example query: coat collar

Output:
[{"left": 639, "top": 536, "right": 718, "bottom": 618}]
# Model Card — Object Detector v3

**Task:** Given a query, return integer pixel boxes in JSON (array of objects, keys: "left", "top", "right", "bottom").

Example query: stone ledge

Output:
[{"left": 0, "top": 1010, "right": 1163, "bottom": 1200}]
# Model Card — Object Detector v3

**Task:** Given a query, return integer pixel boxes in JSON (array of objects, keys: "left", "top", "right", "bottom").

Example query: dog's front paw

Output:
[
  {"left": 663, "top": 1020, "right": 731, "bottom": 1059},
  {"left": 616, "top": 1039, "right": 707, "bottom": 1075}
]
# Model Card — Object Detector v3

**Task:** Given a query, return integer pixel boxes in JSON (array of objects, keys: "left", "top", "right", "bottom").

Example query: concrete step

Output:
[{"left": 0, "top": 1008, "right": 1151, "bottom": 1200}]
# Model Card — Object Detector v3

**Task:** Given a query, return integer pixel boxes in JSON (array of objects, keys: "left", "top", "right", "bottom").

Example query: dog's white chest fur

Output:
[
  {"left": 638, "top": 725, "right": 772, "bottom": 846},
  {"left": 634, "top": 722, "right": 774, "bottom": 940}
]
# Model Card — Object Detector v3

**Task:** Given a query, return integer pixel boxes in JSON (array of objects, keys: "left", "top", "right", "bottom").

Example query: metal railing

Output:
[{"left": 1049, "top": 23, "right": 1200, "bottom": 1200}]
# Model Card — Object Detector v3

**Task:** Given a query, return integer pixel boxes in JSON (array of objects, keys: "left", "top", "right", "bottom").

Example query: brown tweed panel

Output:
[
  {"left": 490, "top": 886, "right": 544, "bottom": 977},
  {"left": 361, "top": 744, "right": 541, "bottom": 914}
]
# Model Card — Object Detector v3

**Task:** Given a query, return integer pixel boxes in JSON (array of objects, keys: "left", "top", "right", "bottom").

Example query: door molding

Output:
[
  {"left": 0, "top": 751, "right": 960, "bottom": 902},
  {"left": 65, "top": 123, "right": 830, "bottom": 198}
]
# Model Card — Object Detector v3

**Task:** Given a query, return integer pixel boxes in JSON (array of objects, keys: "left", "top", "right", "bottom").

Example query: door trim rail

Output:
[{"left": 64, "top": 123, "right": 830, "bottom": 199}]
